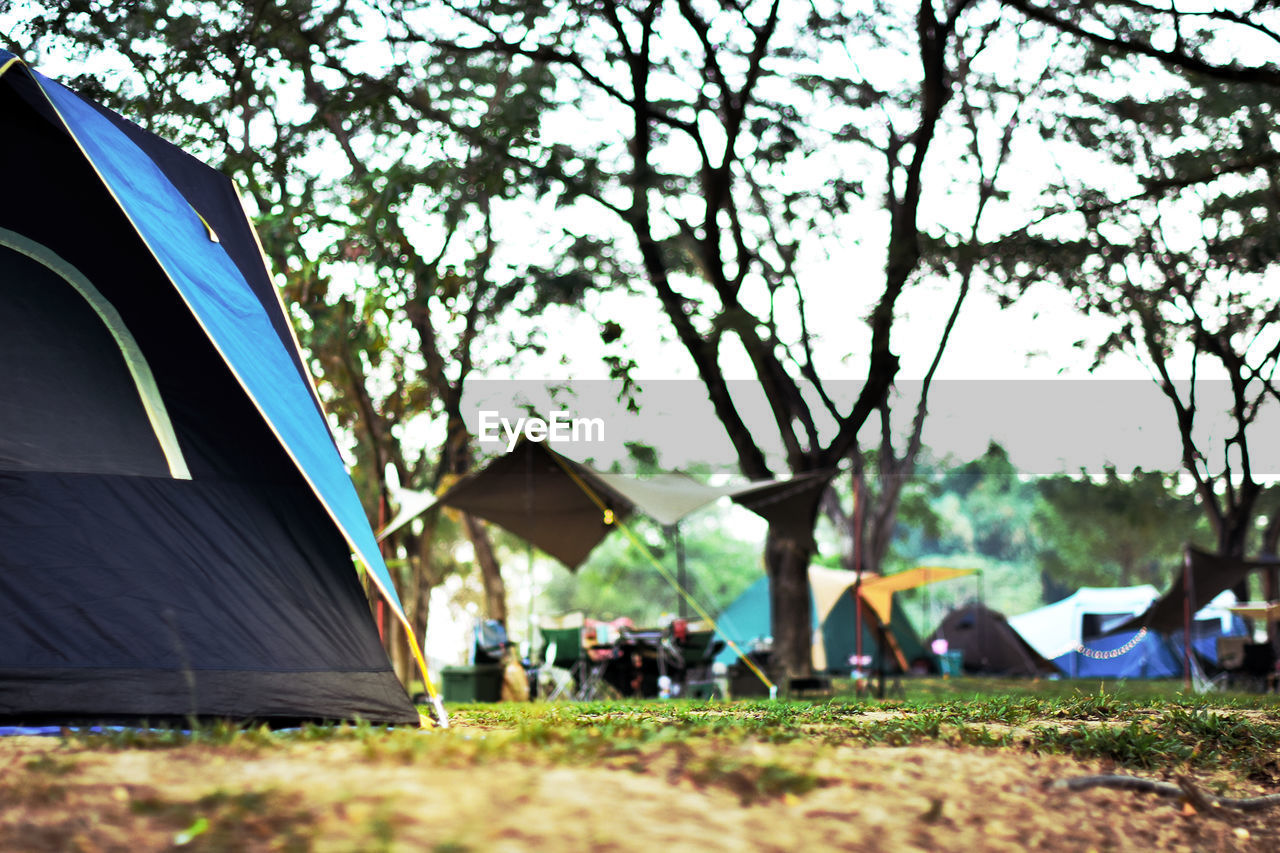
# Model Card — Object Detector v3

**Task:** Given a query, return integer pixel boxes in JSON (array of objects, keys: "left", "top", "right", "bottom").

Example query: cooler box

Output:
[
  {"left": 937, "top": 650, "right": 964, "bottom": 677},
  {"left": 442, "top": 664, "right": 504, "bottom": 703}
]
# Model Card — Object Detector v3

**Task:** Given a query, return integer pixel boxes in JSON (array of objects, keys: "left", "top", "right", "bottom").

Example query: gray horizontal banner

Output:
[{"left": 458, "top": 379, "right": 1280, "bottom": 477}]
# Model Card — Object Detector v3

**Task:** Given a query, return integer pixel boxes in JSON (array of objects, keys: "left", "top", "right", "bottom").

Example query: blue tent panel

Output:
[{"left": 1053, "top": 630, "right": 1183, "bottom": 679}]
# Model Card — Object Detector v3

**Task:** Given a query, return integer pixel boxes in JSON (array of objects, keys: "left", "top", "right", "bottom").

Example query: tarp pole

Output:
[
  {"left": 1183, "top": 549, "right": 1195, "bottom": 691},
  {"left": 853, "top": 470, "right": 864, "bottom": 668},
  {"left": 674, "top": 525, "right": 689, "bottom": 621},
  {"left": 877, "top": 622, "right": 886, "bottom": 699},
  {"left": 377, "top": 494, "right": 388, "bottom": 643},
  {"left": 527, "top": 539, "right": 536, "bottom": 666}
]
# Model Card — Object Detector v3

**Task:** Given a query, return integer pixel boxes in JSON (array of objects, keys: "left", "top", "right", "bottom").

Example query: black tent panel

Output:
[
  {"left": 0, "top": 471, "right": 416, "bottom": 724},
  {"left": 0, "top": 76, "right": 299, "bottom": 485},
  {"left": 0, "top": 244, "right": 171, "bottom": 477},
  {"left": 929, "top": 603, "right": 1057, "bottom": 677}
]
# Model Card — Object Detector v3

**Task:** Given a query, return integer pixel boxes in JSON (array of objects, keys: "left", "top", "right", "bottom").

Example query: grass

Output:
[
  {"left": 432, "top": 677, "right": 1280, "bottom": 782},
  {"left": 130, "top": 789, "right": 315, "bottom": 851},
  {"left": 6, "top": 678, "right": 1278, "bottom": 850},
  {"left": 29, "top": 678, "right": 1280, "bottom": 806}
]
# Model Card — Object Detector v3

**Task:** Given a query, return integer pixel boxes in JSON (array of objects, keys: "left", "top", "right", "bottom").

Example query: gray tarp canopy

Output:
[
  {"left": 1120, "top": 545, "right": 1280, "bottom": 633},
  {"left": 379, "top": 439, "right": 834, "bottom": 569}
]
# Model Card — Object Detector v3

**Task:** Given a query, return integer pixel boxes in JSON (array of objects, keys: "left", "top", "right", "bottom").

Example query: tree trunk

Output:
[
  {"left": 463, "top": 512, "right": 507, "bottom": 626},
  {"left": 765, "top": 527, "right": 814, "bottom": 684},
  {"left": 1220, "top": 501, "right": 1259, "bottom": 602}
]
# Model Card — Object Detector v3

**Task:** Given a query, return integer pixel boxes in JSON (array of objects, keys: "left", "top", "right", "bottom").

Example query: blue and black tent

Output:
[{"left": 0, "top": 51, "right": 421, "bottom": 725}]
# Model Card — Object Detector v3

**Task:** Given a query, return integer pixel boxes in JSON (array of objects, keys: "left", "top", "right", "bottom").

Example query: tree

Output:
[
  {"left": 819, "top": 27, "right": 1053, "bottom": 580},
  {"left": 5, "top": 0, "right": 582, "bottom": 679},
  {"left": 541, "top": 513, "right": 760, "bottom": 627},
  {"left": 415, "top": 0, "right": 1060, "bottom": 680},
  {"left": 1003, "top": 0, "right": 1280, "bottom": 88},
  {"left": 1034, "top": 468, "right": 1210, "bottom": 597},
  {"left": 986, "top": 14, "right": 1280, "bottom": 588}
]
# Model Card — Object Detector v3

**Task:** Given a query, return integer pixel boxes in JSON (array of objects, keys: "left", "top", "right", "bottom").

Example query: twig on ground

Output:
[{"left": 1052, "top": 774, "right": 1280, "bottom": 812}]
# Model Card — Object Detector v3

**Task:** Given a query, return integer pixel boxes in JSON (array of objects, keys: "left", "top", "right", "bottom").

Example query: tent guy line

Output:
[{"left": 547, "top": 449, "right": 779, "bottom": 696}]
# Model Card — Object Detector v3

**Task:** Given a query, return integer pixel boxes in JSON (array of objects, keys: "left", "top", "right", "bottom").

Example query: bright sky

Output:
[{"left": 9, "top": 8, "right": 1275, "bottom": 484}]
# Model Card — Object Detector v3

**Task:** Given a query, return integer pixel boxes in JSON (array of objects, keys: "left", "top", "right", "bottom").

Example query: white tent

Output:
[
  {"left": 1010, "top": 585, "right": 1242, "bottom": 664},
  {"left": 1009, "top": 586, "right": 1160, "bottom": 661}
]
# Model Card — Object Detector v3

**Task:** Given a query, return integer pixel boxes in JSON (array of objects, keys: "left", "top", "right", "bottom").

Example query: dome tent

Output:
[
  {"left": 928, "top": 603, "right": 1057, "bottom": 676},
  {"left": 0, "top": 51, "right": 419, "bottom": 725},
  {"left": 714, "top": 566, "right": 929, "bottom": 675}
]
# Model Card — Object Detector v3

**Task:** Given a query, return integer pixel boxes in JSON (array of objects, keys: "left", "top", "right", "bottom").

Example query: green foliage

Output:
[
  {"left": 541, "top": 513, "right": 760, "bottom": 625},
  {"left": 1034, "top": 467, "right": 1211, "bottom": 592}
]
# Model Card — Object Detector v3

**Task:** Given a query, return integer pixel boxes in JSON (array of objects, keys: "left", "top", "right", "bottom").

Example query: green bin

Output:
[
  {"left": 937, "top": 650, "right": 964, "bottom": 677},
  {"left": 442, "top": 664, "right": 504, "bottom": 703}
]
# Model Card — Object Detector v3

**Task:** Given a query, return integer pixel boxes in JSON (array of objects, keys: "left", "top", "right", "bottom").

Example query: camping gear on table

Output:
[
  {"left": 0, "top": 51, "right": 418, "bottom": 725},
  {"left": 537, "top": 613, "right": 724, "bottom": 699}
]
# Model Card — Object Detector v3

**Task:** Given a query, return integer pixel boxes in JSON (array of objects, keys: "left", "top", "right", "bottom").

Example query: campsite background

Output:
[
  {"left": 4, "top": 2, "right": 1280, "bottom": 685},
  {"left": 8, "top": 4, "right": 1280, "bottom": 851}
]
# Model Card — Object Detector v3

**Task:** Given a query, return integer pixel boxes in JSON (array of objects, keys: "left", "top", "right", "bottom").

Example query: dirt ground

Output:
[{"left": 2, "top": 723, "right": 1278, "bottom": 853}]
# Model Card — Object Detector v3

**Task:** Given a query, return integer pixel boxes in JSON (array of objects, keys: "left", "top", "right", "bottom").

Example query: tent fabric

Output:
[
  {"left": 1123, "top": 546, "right": 1280, "bottom": 634},
  {"left": 379, "top": 485, "right": 440, "bottom": 542},
  {"left": 396, "top": 438, "right": 837, "bottom": 570},
  {"left": 1008, "top": 585, "right": 1246, "bottom": 679},
  {"left": 725, "top": 473, "right": 834, "bottom": 548},
  {"left": 715, "top": 567, "right": 926, "bottom": 674},
  {"left": 810, "top": 565, "right": 865, "bottom": 626},
  {"left": 0, "top": 227, "right": 189, "bottom": 478},
  {"left": 432, "top": 439, "right": 635, "bottom": 569},
  {"left": 0, "top": 53, "right": 416, "bottom": 724},
  {"left": 1008, "top": 586, "right": 1160, "bottom": 662},
  {"left": 1052, "top": 630, "right": 1185, "bottom": 679},
  {"left": 87, "top": 95, "right": 322, "bottom": 412},
  {"left": 858, "top": 566, "right": 978, "bottom": 625},
  {"left": 928, "top": 604, "right": 1057, "bottom": 676},
  {"left": 590, "top": 471, "right": 737, "bottom": 527},
  {"left": 0, "top": 52, "right": 402, "bottom": 615},
  {"left": 594, "top": 469, "right": 833, "bottom": 532}
]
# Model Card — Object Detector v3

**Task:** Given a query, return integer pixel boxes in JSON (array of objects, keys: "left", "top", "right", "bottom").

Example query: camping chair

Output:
[
  {"left": 539, "top": 625, "right": 583, "bottom": 700},
  {"left": 1225, "top": 641, "right": 1279, "bottom": 694},
  {"left": 539, "top": 622, "right": 619, "bottom": 700},
  {"left": 578, "top": 621, "right": 624, "bottom": 699},
  {"left": 473, "top": 619, "right": 507, "bottom": 665},
  {"left": 669, "top": 624, "right": 725, "bottom": 698}
]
